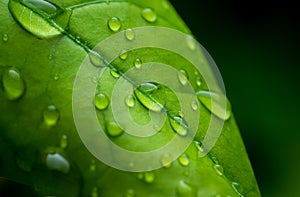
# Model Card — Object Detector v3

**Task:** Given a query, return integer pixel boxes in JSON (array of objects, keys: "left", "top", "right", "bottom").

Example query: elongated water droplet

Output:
[
  {"left": 125, "top": 28, "right": 135, "bottom": 41},
  {"left": 176, "top": 180, "right": 193, "bottom": 197},
  {"left": 2, "top": 67, "right": 25, "bottom": 100},
  {"left": 232, "top": 182, "right": 244, "bottom": 197},
  {"left": 60, "top": 134, "right": 68, "bottom": 149},
  {"left": 178, "top": 70, "right": 188, "bottom": 85},
  {"left": 194, "top": 141, "right": 204, "bottom": 153},
  {"left": 89, "top": 160, "right": 96, "bottom": 171},
  {"left": 169, "top": 116, "right": 188, "bottom": 136},
  {"left": 144, "top": 172, "right": 155, "bottom": 183},
  {"left": 106, "top": 122, "right": 123, "bottom": 137},
  {"left": 178, "top": 153, "right": 190, "bottom": 167},
  {"left": 134, "top": 58, "right": 142, "bottom": 69},
  {"left": 196, "top": 77, "right": 202, "bottom": 87},
  {"left": 125, "top": 189, "right": 135, "bottom": 197},
  {"left": 91, "top": 186, "right": 98, "bottom": 197},
  {"left": 197, "top": 91, "right": 231, "bottom": 120},
  {"left": 186, "top": 35, "right": 196, "bottom": 51},
  {"left": 110, "top": 68, "right": 120, "bottom": 79},
  {"left": 119, "top": 50, "right": 128, "bottom": 60},
  {"left": 2, "top": 34, "right": 8, "bottom": 42},
  {"left": 43, "top": 105, "right": 60, "bottom": 127},
  {"left": 89, "top": 51, "right": 106, "bottom": 67},
  {"left": 8, "top": 0, "right": 61, "bottom": 39},
  {"left": 134, "top": 83, "right": 163, "bottom": 112},
  {"left": 46, "top": 153, "right": 70, "bottom": 173},
  {"left": 125, "top": 95, "right": 135, "bottom": 108},
  {"left": 108, "top": 17, "right": 121, "bottom": 32},
  {"left": 214, "top": 164, "right": 224, "bottom": 176},
  {"left": 141, "top": 8, "right": 157, "bottom": 23},
  {"left": 160, "top": 153, "right": 172, "bottom": 168},
  {"left": 191, "top": 100, "right": 198, "bottom": 111},
  {"left": 95, "top": 93, "right": 109, "bottom": 110}
]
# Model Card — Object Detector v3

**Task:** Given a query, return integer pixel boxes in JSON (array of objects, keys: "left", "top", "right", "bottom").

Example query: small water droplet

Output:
[
  {"left": 108, "top": 17, "right": 121, "bottom": 32},
  {"left": 169, "top": 116, "right": 188, "bottom": 136},
  {"left": 194, "top": 141, "right": 204, "bottom": 153},
  {"left": 43, "top": 105, "right": 60, "bottom": 127},
  {"left": 160, "top": 153, "right": 172, "bottom": 168},
  {"left": 211, "top": 156, "right": 219, "bottom": 164},
  {"left": 214, "top": 164, "right": 224, "bottom": 176},
  {"left": 110, "top": 68, "right": 120, "bottom": 79},
  {"left": 125, "top": 95, "right": 135, "bottom": 108},
  {"left": 2, "top": 67, "right": 26, "bottom": 100},
  {"left": 95, "top": 93, "right": 109, "bottom": 110},
  {"left": 60, "top": 134, "right": 68, "bottom": 149},
  {"left": 141, "top": 8, "right": 157, "bottom": 23},
  {"left": 232, "top": 182, "right": 244, "bottom": 197},
  {"left": 2, "top": 34, "right": 8, "bottom": 42},
  {"left": 89, "top": 51, "right": 106, "bottom": 67},
  {"left": 191, "top": 100, "right": 198, "bottom": 111},
  {"left": 196, "top": 77, "right": 202, "bottom": 87},
  {"left": 125, "top": 28, "right": 135, "bottom": 41},
  {"left": 75, "top": 36, "right": 81, "bottom": 44},
  {"left": 144, "top": 172, "right": 155, "bottom": 183},
  {"left": 48, "top": 54, "right": 53, "bottom": 60},
  {"left": 197, "top": 91, "right": 231, "bottom": 120},
  {"left": 89, "top": 160, "right": 96, "bottom": 171},
  {"left": 105, "top": 0, "right": 111, "bottom": 5},
  {"left": 125, "top": 189, "right": 135, "bottom": 197},
  {"left": 53, "top": 73, "right": 59, "bottom": 81},
  {"left": 162, "top": 0, "right": 170, "bottom": 9},
  {"left": 92, "top": 76, "right": 98, "bottom": 84},
  {"left": 119, "top": 49, "right": 128, "bottom": 60},
  {"left": 46, "top": 153, "right": 70, "bottom": 173},
  {"left": 178, "top": 153, "right": 190, "bottom": 167},
  {"left": 134, "top": 58, "right": 142, "bottom": 69},
  {"left": 91, "top": 186, "right": 98, "bottom": 197},
  {"left": 186, "top": 35, "right": 196, "bottom": 51},
  {"left": 176, "top": 180, "right": 193, "bottom": 197},
  {"left": 106, "top": 122, "right": 123, "bottom": 137},
  {"left": 178, "top": 70, "right": 188, "bottom": 86}
]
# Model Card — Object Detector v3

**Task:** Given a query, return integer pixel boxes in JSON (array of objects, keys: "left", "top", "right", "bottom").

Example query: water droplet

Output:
[
  {"left": 211, "top": 156, "right": 219, "bottom": 164},
  {"left": 89, "top": 51, "right": 106, "bottom": 67},
  {"left": 119, "top": 50, "right": 128, "bottom": 60},
  {"left": 232, "top": 182, "right": 244, "bottom": 197},
  {"left": 186, "top": 35, "right": 196, "bottom": 51},
  {"left": 178, "top": 154, "right": 190, "bottom": 167},
  {"left": 43, "top": 105, "right": 60, "bottom": 127},
  {"left": 91, "top": 186, "right": 98, "bottom": 197},
  {"left": 214, "top": 164, "right": 224, "bottom": 176},
  {"left": 95, "top": 93, "right": 109, "bottom": 110},
  {"left": 48, "top": 54, "right": 53, "bottom": 60},
  {"left": 125, "top": 95, "right": 135, "bottom": 108},
  {"left": 46, "top": 153, "right": 70, "bottom": 173},
  {"left": 106, "top": 122, "right": 123, "bottom": 137},
  {"left": 176, "top": 180, "right": 193, "bottom": 197},
  {"left": 53, "top": 73, "right": 59, "bottom": 81},
  {"left": 141, "top": 8, "right": 157, "bottom": 23},
  {"left": 134, "top": 83, "right": 163, "bottom": 112},
  {"left": 60, "top": 134, "right": 68, "bottom": 149},
  {"left": 125, "top": 189, "right": 135, "bottom": 197},
  {"left": 144, "top": 172, "right": 155, "bottom": 183},
  {"left": 89, "top": 160, "right": 96, "bottom": 171},
  {"left": 169, "top": 116, "right": 188, "bottom": 136},
  {"left": 162, "top": 0, "right": 170, "bottom": 9},
  {"left": 2, "top": 34, "right": 8, "bottom": 42},
  {"left": 108, "top": 17, "right": 121, "bottom": 32},
  {"left": 191, "top": 100, "right": 198, "bottom": 111},
  {"left": 134, "top": 58, "right": 142, "bottom": 69},
  {"left": 2, "top": 67, "right": 26, "bottom": 100},
  {"left": 178, "top": 70, "right": 188, "bottom": 85},
  {"left": 8, "top": 0, "right": 61, "bottom": 39},
  {"left": 196, "top": 77, "right": 202, "bottom": 87},
  {"left": 105, "top": 0, "right": 111, "bottom": 5},
  {"left": 110, "top": 68, "right": 120, "bottom": 79},
  {"left": 194, "top": 141, "right": 204, "bottom": 153},
  {"left": 197, "top": 91, "right": 231, "bottom": 120},
  {"left": 160, "top": 153, "right": 172, "bottom": 168},
  {"left": 125, "top": 28, "right": 135, "bottom": 41}
]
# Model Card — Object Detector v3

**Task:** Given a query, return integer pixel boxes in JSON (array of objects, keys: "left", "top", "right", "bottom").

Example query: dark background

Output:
[{"left": 169, "top": 0, "right": 300, "bottom": 196}]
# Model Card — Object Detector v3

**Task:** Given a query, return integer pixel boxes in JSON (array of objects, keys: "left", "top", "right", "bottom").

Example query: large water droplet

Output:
[
  {"left": 2, "top": 34, "right": 8, "bottom": 42},
  {"left": 95, "top": 93, "right": 109, "bottom": 110},
  {"left": 141, "top": 8, "right": 157, "bottom": 23},
  {"left": 125, "top": 189, "right": 135, "bottom": 197},
  {"left": 2, "top": 67, "right": 25, "bottom": 100},
  {"left": 134, "top": 83, "right": 163, "bottom": 112},
  {"left": 178, "top": 153, "right": 190, "bottom": 167},
  {"left": 8, "top": 0, "right": 61, "bottom": 39},
  {"left": 186, "top": 35, "right": 196, "bottom": 51},
  {"left": 144, "top": 172, "right": 155, "bottom": 183},
  {"left": 169, "top": 116, "right": 188, "bottom": 136},
  {"left": 89, "top": 51, "right": 106, "bottom": 67},
  {"left": 178, "top": 70, "right": 188, "bottom": 86},
  {"left": 91, "top": 186, "right": 98, "bottom": 197},
  {"left": 110, "top": 68, "right": 120, "bottom": 79},
  {"left": 125, "top": 95, "right": 135, "bottom": 108},
  {"left": 197, "top": 91, "right": 231, "bottom": 120},
  {"left": 119, "top": 49, "right": 128, "bottom": 60},
  {"left": 214, "top": 164, "right": 224, "bottom": 176},
  {"left": 43, "top": 105, "right": 60, "bottom": 127},
  {"left": 134, "top": 58, "right": 142, "bottom": 69},
  {"left": 125, "top": 28, "right": 135, "bottom": 41},
  {"left": 106, "top": 122, "right": 124, "bottom": 137},
  {"left": 176, "top": 180, "right": 193, "bottom": 197},
  {"left": 46, "top": 153, "right": 70, "bottom": 173},
  {"left": 108, "top": 17, "right": 121, "bottom": 32},
  {"left": 232, "top": 182, "right": 244, "bottom": 197},
  {"left": 160, "top": 153, "right": 172, "bottom": 168},
  {"left": 60, "top": 134, "right": 68, "bottom": 149}
]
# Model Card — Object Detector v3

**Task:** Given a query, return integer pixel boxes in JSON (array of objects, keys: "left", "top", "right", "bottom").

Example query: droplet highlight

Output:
[
  {"left": 43, "top": 105, "right": 60, "bottom": 127},
  {"left": 141, "top": 8, "right": 157, "bottom": 23},
  {"left": 46, "top": 153, "right": 70, "bottom": 173},
  {"left": 108, "top": 17, "right": 121, "bottom": 32},
  {"left": 2, "top": 67, "right": 26, "bottom": 100},
  {"left": 95, "top": 93, "right": 109, "bottom": 110},
  {"left": 125, "top": 28, "right": 135, "bottom": 41},
  {"left": 169, "top": 116, "right": 188, "bottom": 136},
  {"left": 106, "top": 122, "right": 123, "bottom": 137}
]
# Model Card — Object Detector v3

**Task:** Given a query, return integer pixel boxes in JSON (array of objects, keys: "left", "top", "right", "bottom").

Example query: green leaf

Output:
[{"left": 0, "top": 0, "right": 260, "bottom": 196}]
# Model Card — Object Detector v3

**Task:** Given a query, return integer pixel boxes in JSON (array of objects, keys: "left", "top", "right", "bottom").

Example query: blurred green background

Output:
[{"left": 170, "top": 0, "right": 300, "bottom": 196}]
